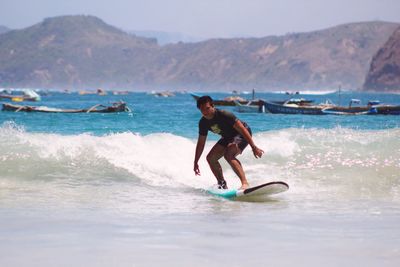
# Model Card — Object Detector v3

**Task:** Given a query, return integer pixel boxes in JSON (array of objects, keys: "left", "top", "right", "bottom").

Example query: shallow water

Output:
[{"left": 0, "top": 91, "right": 399, "bottom": 266}]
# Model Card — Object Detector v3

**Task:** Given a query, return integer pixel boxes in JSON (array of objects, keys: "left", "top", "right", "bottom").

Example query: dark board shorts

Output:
[{"left": 217, "top": 124, "right": 252, "bottom": 152}]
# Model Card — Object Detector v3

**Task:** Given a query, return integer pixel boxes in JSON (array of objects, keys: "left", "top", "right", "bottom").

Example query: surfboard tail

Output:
[{"left": 243, "top": 181, "right": 289, "bottom": 195}]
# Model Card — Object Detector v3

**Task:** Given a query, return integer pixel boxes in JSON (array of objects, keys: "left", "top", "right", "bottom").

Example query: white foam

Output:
[{"left": 1, "top": 123, "right": 399, "bottom": 201}]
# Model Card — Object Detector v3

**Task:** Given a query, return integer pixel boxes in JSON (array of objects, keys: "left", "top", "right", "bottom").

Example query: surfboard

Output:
[{"left": 206, "top": 181, "right": 289, "bottom": 200}]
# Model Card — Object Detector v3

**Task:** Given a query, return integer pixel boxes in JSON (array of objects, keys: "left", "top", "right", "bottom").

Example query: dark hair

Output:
[{"left": 196, "top": 95, "right": 213, "bottom": 109}]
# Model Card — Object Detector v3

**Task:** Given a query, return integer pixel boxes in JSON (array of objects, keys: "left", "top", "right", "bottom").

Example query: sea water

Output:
[{"left": 0, "top": 91, "right": 399, "bottom": 266}]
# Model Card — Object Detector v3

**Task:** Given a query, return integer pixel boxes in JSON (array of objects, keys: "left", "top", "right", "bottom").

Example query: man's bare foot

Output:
[{"left": 238, "top": 184, "right": 249, "bottom": 190}]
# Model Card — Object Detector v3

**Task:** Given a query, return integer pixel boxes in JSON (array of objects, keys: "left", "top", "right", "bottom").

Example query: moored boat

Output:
[
  {"left": 372, "top": 105, "right": 400, "bottom": 115},
  {"left": 190, "top": 93, "right": 264, "bottom": 107},
  {"left": 0, "top": 89, "right": 41, "bottom": 102},
  {"left": 321, "top": 100, "right": 400, "bottom": 115},
  {"left": 234, "top": 100, "right": 265, "bottom": 113},
  {"left": 264, "top": 98, "right": 400, "bottom": 115},
  {"left": 2, "top": 101, "right": 130, "bottom": 113},
  {"left": 264, "top": 98, "right": 326, "bottom": 115}
]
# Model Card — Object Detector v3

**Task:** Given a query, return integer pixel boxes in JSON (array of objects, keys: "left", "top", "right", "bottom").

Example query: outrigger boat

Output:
[
  {"left": 234, "top": 100, "right": 265, "bottom": 113},
  {"left": 322, "top": 100, "right": 400, "bottom": 115},
  {"left": 0, "top": 89, "right": 41, "bottom": 102},
  {"left": 264, "top": 98, "right": 400, "bottom": 115},
  {"left": 190, "top": 93, "right": 264, "bottom": 107},
  {"left": 2, "top": 101, "right": 130, "bottom": 113},
  {"left": 264, "top": 98, "right": 326, "bottom": 115}
]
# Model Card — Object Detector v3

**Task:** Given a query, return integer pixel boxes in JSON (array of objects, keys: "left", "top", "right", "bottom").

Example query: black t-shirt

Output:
[{"left": 199, "top": 109, "right": 239, "bottom": 138}]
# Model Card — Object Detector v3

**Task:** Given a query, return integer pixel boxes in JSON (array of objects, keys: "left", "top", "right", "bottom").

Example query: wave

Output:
[{"left": 1, "top": 122, "right": 399, "bottom": 201}]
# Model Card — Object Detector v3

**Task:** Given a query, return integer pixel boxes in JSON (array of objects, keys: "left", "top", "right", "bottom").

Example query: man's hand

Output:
[
  {"left": 252, "top": 146, "right": 264, "bottom": 159},
  {"left": 194, "top": 162, "right": 201, "bottom": 175}
]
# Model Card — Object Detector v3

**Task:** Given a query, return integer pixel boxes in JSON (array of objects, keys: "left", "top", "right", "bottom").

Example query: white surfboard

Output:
[{"left": 207, "top": 181, "right": 289, "bottom": 200}]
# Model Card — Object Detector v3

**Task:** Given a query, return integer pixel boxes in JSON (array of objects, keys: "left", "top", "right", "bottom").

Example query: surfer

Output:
[{"left": 193, "top": 95, "right": 264, "bottom": 190}]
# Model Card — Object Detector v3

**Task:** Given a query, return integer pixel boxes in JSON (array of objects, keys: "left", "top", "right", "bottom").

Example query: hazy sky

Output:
[{"left": 1, "top": 0, "right": 400, "bottom": 38}]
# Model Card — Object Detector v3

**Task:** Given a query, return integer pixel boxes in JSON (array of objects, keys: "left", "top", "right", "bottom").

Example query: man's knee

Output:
[
  {"left": 224, "top": 151, "right": 235, "bottom": 161},
  {"left": 224, "top": 145, "right": 239, "bottom": 161},
  {"left": 207, "top": 152, "right": 219, "bottom": 163}
]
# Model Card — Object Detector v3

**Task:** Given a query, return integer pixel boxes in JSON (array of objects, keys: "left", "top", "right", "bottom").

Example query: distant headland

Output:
[{"left": 0, "top": 15, "right": 399, "bottom": 92}]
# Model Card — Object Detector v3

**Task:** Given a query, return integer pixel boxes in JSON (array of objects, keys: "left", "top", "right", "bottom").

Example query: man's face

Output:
[{"left": 199, "top": 102, "right": 215, "bottom": 119}]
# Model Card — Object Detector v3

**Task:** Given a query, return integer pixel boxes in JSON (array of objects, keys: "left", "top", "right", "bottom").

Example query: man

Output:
[{"left": 193, "top": 96, "right": 264, "bottom": 189}]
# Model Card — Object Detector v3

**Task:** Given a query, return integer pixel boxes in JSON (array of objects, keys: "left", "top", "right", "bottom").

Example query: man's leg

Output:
[
  {"left": 206, "top": 144, "right": 227, "bottom": 188},
  {"left": 224, "top": 144, "right": 249, "bottom": 189}
]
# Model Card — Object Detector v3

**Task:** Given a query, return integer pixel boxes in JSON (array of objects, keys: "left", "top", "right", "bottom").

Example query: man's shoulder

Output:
[
  {"left": 217, "top": 109, "right": 236, "bottom": 119},
  {"left": 199, "top": 116, "right": 208, "bottom": 127},
  {"left": 199, "top": 116, "right": 207, "bottom": 123}
]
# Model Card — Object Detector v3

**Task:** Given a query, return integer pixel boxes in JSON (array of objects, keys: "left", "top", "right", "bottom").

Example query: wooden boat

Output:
[
  {"left": 112, "top": 90, "right": 130, "bottom": 95},
  {"left": 269, "top": 98, "right": 314, "bottom": 105},
  {"left": 2, "top": 101, "right": 130, "bottom": 113},
  {"left": 78, "top": 88, "right": 107, "bottom": 95},
  {"left": 372, "top": 105, "right": 400, "bottom": 115},
  {"left": 234, "top": 100, "right": 265, "bottom": 113},
  {"left": 154, "top": 91, "right": 175, "bottom": 97},
  {"left": 265, "top": 98, "right": 400, "bottom": 115},
  {"left": 0, "top": 89, "right": 41, "bottom": 102},
  {"left": 322, "top": 100, "right": 400, "bottom": 115},
  {"left": 190, "top": 93, "right": 264, "bottom": 107},
  {"left": 264, "top": 98, "right": 326, "bottom": 115},
  {"left": 321, "top": 107, "right": 370, "bottom": 115}
]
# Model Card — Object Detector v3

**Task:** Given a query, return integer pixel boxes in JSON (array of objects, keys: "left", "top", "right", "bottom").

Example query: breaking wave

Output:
[{"left": 1, "top": 121, "right": 399, "bottom": 202}]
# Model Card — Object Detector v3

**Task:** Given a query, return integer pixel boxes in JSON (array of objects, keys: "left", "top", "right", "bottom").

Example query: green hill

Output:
[
  {"left": 0, "top": 15, "right": 158, "bottom": 88},
  {"left": 363, "top": 26, "right": 400, "bottom": 91},
  {"left": 0, "top": 15, "right": 398, "bottom": 91}
]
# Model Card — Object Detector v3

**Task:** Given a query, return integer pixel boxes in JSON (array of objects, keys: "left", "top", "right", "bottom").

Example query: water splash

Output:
[{"left": 0, "top": 123, "right": 399, "bottom": 201}]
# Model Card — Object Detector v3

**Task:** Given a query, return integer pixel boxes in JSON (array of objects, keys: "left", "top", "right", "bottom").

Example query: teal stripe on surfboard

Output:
[
  {"left": 206, "top": 181, "right": 289, "bottom": 199},
  {"left": 206, "top": 188, "right": 238, "bottom": 198}
]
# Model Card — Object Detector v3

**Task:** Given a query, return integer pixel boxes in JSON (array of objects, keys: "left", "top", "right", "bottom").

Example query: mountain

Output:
[
  {"left": 363, "top": 26, "right": 400, "bottom": 92},
  {"left": 156, "top": 22, "right": 399, "bottom": 90},
  {"left": 0, "top": 15, "right": 159, "bottom": 88},
  {"left": 0, "top": 15, "right": 398, "bottom": 90},
  {"left": 0, "top": 25, "right": 10, "bottom": 34}
]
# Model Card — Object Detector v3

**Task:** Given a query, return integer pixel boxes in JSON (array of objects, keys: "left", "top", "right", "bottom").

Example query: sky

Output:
[{"left": 1, "top": 0, "right": 400, "bottom": 38}]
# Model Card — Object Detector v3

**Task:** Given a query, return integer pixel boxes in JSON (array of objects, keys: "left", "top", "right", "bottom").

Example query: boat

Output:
[
  {"left": 78, "top": 88, "right": 107, "bottom": 95},
  {"left": 0, "top": 89, "right": 41, "bottom": 102},
  {"left": 269, "top": 98, "right": 315, "bottom": 106},
  {"left": 112, "top": 90, "right": 130, "bottom": 95},
  {"left": 234, "top": 100, "right": 265, "bottom": 113},
  {"left": 372, "top": 105, "right": 400, "bottom": 115},
  {"left": 320, "top": 99, "right": 368, "bottom": 115},
  {"left": 264, "top": 98, "right": 400, "bottom": 115},
  {"left": 2, "top": 101, "right": 130, "bottom": 113},
  {"left": 190, "top": 93, "right": 264, "bottom": 107},
  {"left": 322, "top": 100, "right": 400, "bottom": 115},
  {"left": 264, "top": 98, "right": 326, "bottom": 115},
  {"left": 154, "top": 91, "right": 175, "bottom": 97}
]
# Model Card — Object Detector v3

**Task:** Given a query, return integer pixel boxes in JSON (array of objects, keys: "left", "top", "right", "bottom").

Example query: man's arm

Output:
[
  {"left": 194, "top": 135, "right": 207, "bottom": 175},
  {"left": 233, "top": 120, "right": 264, "bottom": 158}
]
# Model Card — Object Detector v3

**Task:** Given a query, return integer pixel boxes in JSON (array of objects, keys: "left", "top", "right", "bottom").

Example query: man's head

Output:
[
  {"left": 197, "top": 95, "right": 215, "bottom": 119},
  {"left": 196, "top": 95, "right": 213, "bottom": 109}
]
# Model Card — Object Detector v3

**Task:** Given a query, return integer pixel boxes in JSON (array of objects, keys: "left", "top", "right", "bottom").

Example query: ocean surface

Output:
[{"left": 0, "top": 91, "right": 399, "bottom": 266}]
